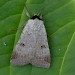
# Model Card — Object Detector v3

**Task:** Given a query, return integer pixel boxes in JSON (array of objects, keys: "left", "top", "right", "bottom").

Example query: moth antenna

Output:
[
  {"left": 37, "top": 13, "right": 42, "bottom": 19},
  {"left": 25, "top": 4, "right": 31, "bottom": 18},
  {"left": 40, "top": 14, "right": 42, "bottom": 19}
]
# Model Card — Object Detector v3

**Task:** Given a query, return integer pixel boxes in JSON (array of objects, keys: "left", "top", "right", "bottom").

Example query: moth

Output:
[{"left": 10, "top": 14, "right": 50, "bottom": 68}]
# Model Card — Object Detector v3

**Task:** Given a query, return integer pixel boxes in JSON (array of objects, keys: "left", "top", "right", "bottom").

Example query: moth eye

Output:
[
  {"left": 19, "top": 43, "right": 25, "bottom": 47},
  {"left": 41, "top": 45, "right": 46, "bottom": 48}
]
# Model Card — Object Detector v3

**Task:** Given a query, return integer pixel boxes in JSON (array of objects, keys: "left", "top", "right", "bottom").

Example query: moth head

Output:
[{"left": 30, "top": 14, "right": 42, "bottom": 20}]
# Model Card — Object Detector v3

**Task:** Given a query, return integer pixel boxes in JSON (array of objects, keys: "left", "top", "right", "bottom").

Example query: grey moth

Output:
[{"left": 10, "top": 15, "right": 50, "bottom": 68}]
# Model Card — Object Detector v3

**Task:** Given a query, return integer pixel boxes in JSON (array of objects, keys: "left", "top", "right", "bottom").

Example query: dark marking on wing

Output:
[
  {"left": 11, "top": 51, "right": 18, "bottom": 59},
  {"left": 19, "top": 43, "right": 25, "bottom": 47},
  {"left": 44, "top": 55, "right": 50, "bottom": 63},
  {"left": 41, "top": 45, "right": 46, "bottom": 48}
]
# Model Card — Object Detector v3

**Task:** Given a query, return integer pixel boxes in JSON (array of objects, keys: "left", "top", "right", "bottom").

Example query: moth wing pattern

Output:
[
  {"left": 31, "top": 19, "right": 50, "bottom": 68},
  {"left": 10, "top": 19, "right": 50, "bottom": 68},
  {"left": 10, "top": 19, "right": 36, "bottom": 65}
]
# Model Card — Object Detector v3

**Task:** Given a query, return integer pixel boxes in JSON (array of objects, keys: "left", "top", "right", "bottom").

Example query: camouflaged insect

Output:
[{"left": 10, "top": 15, "right": 50, "bottom": 68}]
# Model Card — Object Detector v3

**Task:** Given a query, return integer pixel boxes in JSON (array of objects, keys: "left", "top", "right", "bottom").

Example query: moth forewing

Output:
[{"left": 10, "top": 15, "right": 50, "bottom": 68}]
